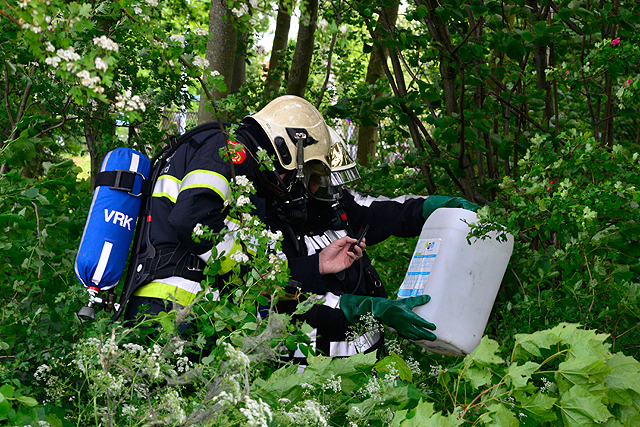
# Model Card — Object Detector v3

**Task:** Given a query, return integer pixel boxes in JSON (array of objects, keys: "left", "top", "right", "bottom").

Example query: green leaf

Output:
[
  {"left": 605, "top": 353, "right": 640, "bottom": 405},
  {"left": 478, "top": 403, "right": 520, "bottom": 427},
  {"left": 24, "top": 188, "right": 39, "bottom": 198},
  {"left": 506, "top": 361, "right": 540, "bottom": 388},
  {"left": 513, "top": 329, "right": 561, "bottom": 362},
  {"left": 464, "top": 127, "right": 478, "bottom": 141},
  {"left": 518, "top": 392, "right": 557, "bottom": 422},
  {"left": 375, "top": 354, "right": 413, "bottom": 383},
  {"left": 464, "top": 336, "right": 504, "bottom": 366},
  {"left": 16, "top": 396, "right": 38, "bottom": 407},
  {"left": 0, "top": 385, "right": 13, "bottom": 399},
  {"left": 558, "top": 386, "right": 611, "bottom": 427},
  {"left": 557, "top": 356, "right": 612, "bottom": 389},
  {"left": 0, "top": 399, "right": 10, "bottom": 418},
  {"left": 463, "top": 365, "right": 493, "bottom": 389}
]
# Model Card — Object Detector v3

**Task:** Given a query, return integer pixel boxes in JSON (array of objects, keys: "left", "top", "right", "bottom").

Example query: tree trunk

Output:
[
  {"left": 286, "top": 0, "right": 318, "bottom": 97},
  {"left": 264, "top": 0, "right": 292, "bottom": 102},
  {"left": 231, "top": 32, "right": 247, "bottom": 95},
  {"left": 198, "top": 0, "right": 238, "bottom": 123},
  {"left": 356, "top": 1, "right": 400, "bottom": 167}
]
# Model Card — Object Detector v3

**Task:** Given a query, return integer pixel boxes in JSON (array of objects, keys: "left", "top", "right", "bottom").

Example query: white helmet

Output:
[{"left": 248, "top": 95, "right": 332, "bottom": 175}]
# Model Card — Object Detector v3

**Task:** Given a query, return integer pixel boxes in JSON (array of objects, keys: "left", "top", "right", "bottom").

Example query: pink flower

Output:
[
  {"left": 565, "top": 70, "right": 570, "bottom": 76},
  {"left": 627, "top": 79, "right": 633, "bottom": 84},
  {"left": 611, "top": 37, "right": 621, "bottom": 46},
  {"left": 547, "top": 186, "right": 552, "bottom": 191}
]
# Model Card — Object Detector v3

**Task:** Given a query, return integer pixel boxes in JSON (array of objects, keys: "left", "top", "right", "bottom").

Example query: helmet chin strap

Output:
[{"left": 295, "top": 132, "right": 306, "bottom": 180}]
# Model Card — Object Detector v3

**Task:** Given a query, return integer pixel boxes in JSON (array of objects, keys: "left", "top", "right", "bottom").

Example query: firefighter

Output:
[{"left": 123, "top": 95, "right": 478, "bottom": 361}]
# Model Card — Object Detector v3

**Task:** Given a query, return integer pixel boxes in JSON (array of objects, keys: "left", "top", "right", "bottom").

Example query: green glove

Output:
[
  {"left": 339, "top": 294, "right": 437, "bottom": 341},
  {"left": 422, "top": 195, "right": 480, "bottom": 220}
]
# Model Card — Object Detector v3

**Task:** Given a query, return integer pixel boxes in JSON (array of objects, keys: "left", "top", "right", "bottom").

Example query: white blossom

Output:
[
  {"left": 193, "top": 223, "right": 204, "bottom": 236},
  {"left": 142, "top": 15, "right": 150, "bottom": 22},
  {"left": 194, "top": 27, "right": 208, "bottom": 36},
  {"left": 236, "top": 195, "right": 251, "bottom": 207},
  {"left": 240, "top": 397, "right": 273, "bottom": 427},
  {"left": 133, "top": 6, "right": 142, "bottom": 14},
  {"left": 93, "top": 35, "right": 119, "bottom": 52},
  {"left": 285, "top": 399, "right": 328, "bottom": 426},
  {"left": 318, "top": 18, "right": 328, "bottom": 31},
  {"left": 44, "top": 56, "right": 61, "bottom": 68},
  {"left": 121, "top": 404, "right": 137, "bottom": 416},
  {"left": 94, "top": 57, "right": 108, "bottom": 72},
  {"left": 115, "top": 89, "right": 146, "bottom": 112},
  {"left": 232, "top": 3, "right": 248, "bottom": 18},
  {"left": 229, "top": 250, "right": 249, "bottom": 264},
  {"left": 192, "top": 55, "right": 209, "bottom": 68},
  {"left": 57, "top": 47, "right": 81, "bottom": 61},
  {"left": 170, "top": 34, "right": 186, "bottom": 47},
  {"left": 145, "top": 0, "right": 158, "bottom": 6},
  {"left": 77, "top": 70, "right": 102, "bottom": 89},
  {"left": 339, "top": 23, "right": 348, "bottom": 34}
]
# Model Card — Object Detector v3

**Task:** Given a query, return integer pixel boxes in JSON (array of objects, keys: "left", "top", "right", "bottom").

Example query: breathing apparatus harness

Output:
[{"left": 238, "top": 124, "right": 383, "bottom": 298}]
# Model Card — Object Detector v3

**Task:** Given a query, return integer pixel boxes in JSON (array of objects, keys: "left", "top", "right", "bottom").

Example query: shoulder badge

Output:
[{"left": 227, "top": 140, "right": 247, "bottom": 164}]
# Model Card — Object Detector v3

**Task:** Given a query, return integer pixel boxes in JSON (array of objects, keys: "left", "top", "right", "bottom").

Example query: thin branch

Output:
[
  {"left": 3, "top": 62, "right": 16, "bottom": 128},
  {"left": 36, "top": 96, "right": 73, "bottom": 138},
  {"left": 487, "top": 75, "right": 549, "bottom": 133},
  {"left": 315, "top": 1, "right": 342, "bottom": 109},
  {"left": 547, "top": 0, "right": 584, "bottom": 35}
]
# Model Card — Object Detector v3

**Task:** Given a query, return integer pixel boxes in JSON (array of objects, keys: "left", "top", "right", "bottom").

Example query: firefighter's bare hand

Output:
[{"left": 318, "top": 236, "right": 365, "bottom": 275}]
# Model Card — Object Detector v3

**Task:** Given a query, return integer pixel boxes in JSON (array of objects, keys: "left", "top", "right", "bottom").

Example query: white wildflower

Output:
[
  {"left": 192, "top": 55, "right": 209, "bottom": 68},
  {"left": 145, "top": 0, "right": 158, "bottom": 6},
  {"left": 240, "top": 396, "right": 273, "bottom": 427},
  {"left": 318, "top": 18, "right": 328, "bottom": 31},
  {"left": 223, "top": 342, "right": 250, "bottom": 369},
  {"left": 115, "top": 89, "right": 146, "bottom": 112},
  {"left": 236, "top": 195, "right": 251, "bottom": 207},
  {"left": 232, "top": 3, "right": 248, "bottom": 18},
  {"left": 44, "top": 56, "right": 61, "bottom": 68},
  {"left": 121, "top": 404, "right": 137, "bottom": 416},
  {"left": 229, "top": 250, "right": 249, "bottom": 264},
  {"left": 94, "top": 57, "right": 108, "bottom": 72},
  {"left": 93, "top": 35, "right": 119, "bottom": 52},
  {"left": 142, "top": 14, "right": 150, "bottom": 22},
  {"left": 194, "top": 27, "right": 208, "bottom": 36},
  {"left": 57, "top": 46, "right": 81, "bottom": 61},
  {"left": 170, "top": 34, "right": 186, "bottom": 47},
  {"left": 211, "top": 70, "right": 220, "bottom": 76},
  {"left": 429, "top": 364, "right": 441, "bottom": 377},
  {"left": 18, "top": 0, "right": 29, "bottom": 7},
  {"left": 155, "top": 40, "right": 168, "bottom": 49},
  {"left": 286, "top": 399, "right": 328, "bottom": 426},
  {"left": 323, "top": 374, "right": 342, "bottom": 393},
  {"left": 133, "top": 6, "right": 142, "bottom": 14},
  {"left": 194, "top": 223, "right": 204, "bottom": 237},
  {"left": 77, "top": 70, "right": 101, "bottom": 89},
  {"left": 234, "top": 175, "right": 252, "bottom": 190},
  {"left": 339, "top": 23, "right": 348, "bottom": 34},
  {"left": 34, "top": 364, "right": 51, "bottom": 381},
  {"left": 44, "top": 41, "right": 55, "bottom": 52}
]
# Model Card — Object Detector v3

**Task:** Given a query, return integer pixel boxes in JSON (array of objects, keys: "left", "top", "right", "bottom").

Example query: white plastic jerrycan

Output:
[{"left": 397, "top": 208, "right": 514, "bottom": 356}]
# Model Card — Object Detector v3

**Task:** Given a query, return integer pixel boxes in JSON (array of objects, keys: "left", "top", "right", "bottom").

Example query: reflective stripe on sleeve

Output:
[
  {"left": 180, "top": 170, "right": 230, "bottom": 202},
  {"left": 152, "top": 174, "right": 181, "bottom": 203},
  {"left": 330, "top": 331, "right": 382, "bottom": 357}
]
